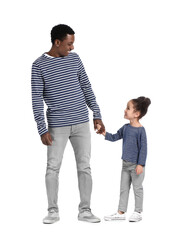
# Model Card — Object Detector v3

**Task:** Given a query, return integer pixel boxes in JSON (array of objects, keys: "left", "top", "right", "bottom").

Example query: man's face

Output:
[{"left": 56, "top": 34, "right": 75, "bottom": 57}]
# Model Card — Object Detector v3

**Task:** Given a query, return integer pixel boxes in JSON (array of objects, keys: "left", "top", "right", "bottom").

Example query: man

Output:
[{"left": 31, "top": 24, "right": 105, "bottom": 224}]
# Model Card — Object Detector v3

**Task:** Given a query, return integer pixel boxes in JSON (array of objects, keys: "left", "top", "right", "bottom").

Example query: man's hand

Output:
[
  {"left": 41, "top": 132, "right": 53, "bottom": 146},
  {"left": 136, "top": 165, "right": 143, "bottom": 175},
  {"left": 96, "top": 123, "right": 106, "bottom": 136},
  {"left": 93, "top": 119, "right": 105, "bottom": 134}
]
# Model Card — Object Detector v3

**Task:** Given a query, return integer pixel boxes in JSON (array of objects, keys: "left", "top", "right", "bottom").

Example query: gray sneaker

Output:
[
  {"left": 43, "top": 210, "right": 60, "bottom": 224},
  {"left": 78, "top": 210, "right": 101, "bottom": 223}
]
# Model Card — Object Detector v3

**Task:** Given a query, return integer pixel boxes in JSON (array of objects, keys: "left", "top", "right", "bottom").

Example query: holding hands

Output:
[
  {"left": 93, "top": 119, "right": 105, "bottom": 134},
  {"left": 96, "top": 123, "right": 106, "bottom": 136}
]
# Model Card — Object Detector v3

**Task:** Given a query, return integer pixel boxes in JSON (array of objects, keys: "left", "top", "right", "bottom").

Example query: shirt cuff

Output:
[
  {"left": 105, "top": 132, "right": 110, "bottom": 140},
  {"left": 38, "top": 126, "right": 48, "bottom": 136},
  {"left": 93, "top": 112, "right": 102, "bottom": 119}
]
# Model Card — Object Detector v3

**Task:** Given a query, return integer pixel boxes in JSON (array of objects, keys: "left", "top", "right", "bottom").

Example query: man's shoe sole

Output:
[
  {"left": 43, "top": 218, "right": 60, "bottom": 224},
  {"left": 78, "top": 217, "right": 101, "bottom": 223}
]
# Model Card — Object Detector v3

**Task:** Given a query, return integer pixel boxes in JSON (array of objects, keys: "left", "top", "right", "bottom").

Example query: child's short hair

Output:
[{"left": 131, "top": 97, "right": 151, "bottom": 119}]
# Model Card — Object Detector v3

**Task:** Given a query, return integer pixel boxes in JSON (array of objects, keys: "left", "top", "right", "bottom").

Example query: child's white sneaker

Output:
[
  {"left": 104, "top": 212, "right": 126, "bottom": 221},
  {"left": 129, "top": 212, "right": 142, "bottom": 222}
]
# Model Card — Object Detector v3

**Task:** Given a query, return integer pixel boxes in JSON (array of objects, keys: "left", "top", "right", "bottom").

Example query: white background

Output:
[{"left": 1, "top": 0, "right": 181, "bottom": 239}]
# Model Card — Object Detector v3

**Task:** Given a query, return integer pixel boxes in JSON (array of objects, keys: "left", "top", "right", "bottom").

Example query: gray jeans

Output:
[
  {"left": 45, "top": 122, "right": 92, "bottom": 213},
  {"left": 118, "top": 160, "right": 145, "bottom": 213}
]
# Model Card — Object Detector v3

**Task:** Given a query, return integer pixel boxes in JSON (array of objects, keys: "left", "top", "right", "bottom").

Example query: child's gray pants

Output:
[{"left": 118, "top": 160, "right": 145, "bottom": 213}]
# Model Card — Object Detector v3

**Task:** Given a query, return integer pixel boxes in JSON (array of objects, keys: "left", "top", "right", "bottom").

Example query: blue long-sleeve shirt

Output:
[
  {"left": 31, "top": 52, "right": 101, "bottom": 136},
  {"left": 105, "top": 124, "right": 147, "bottom": 166}
]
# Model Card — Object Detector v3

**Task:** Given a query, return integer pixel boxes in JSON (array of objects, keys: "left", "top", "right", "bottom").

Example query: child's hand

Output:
[
  {"left": 97, "top": 124, "right": 106, "bottom": 136},
  {"left": 136, "top": 165, "right": 143, "bottom": 175}
]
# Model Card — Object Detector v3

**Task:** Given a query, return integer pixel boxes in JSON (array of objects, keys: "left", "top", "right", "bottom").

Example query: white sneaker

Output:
[
  {"left": 104, "top": 212, "right": 126, "bottom": 221},
  {"left": 129, "top": 212, "right": 142, "bottom": 222},
  {"left": 43, "top": 209, "right": 60, "bottom": 224}
]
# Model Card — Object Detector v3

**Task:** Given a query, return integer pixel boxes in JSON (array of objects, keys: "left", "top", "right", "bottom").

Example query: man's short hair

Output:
[{"left": 51, "top": 24, "right": 75, "bottom": 44}]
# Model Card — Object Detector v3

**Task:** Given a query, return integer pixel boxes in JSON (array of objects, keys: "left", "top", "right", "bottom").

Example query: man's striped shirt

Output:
[{"left": 31, "top": 52, "right": 101, "bottom": 136}]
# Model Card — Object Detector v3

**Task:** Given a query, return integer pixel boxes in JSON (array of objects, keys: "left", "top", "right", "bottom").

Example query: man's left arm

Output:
[{"left": 77, "top": 56, "right": 105, "bottom": 133}]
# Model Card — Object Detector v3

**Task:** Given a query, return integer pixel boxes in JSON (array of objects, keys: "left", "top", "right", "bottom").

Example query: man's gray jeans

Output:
[{"left": 45, "top": 122, "right": 92, "bottom": 213}]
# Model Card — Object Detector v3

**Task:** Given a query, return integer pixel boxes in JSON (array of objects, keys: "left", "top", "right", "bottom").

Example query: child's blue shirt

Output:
[{"left": 105, "top": 124, "right": 147, "bottom": 166}]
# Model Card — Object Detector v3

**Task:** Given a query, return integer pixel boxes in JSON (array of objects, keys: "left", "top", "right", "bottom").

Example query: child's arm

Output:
[
  {"left": 97, "top": 124, "right": 124, "bottom": 142},
  {"left": 137, "top": 128, "right": 147, "bottom": 166}
]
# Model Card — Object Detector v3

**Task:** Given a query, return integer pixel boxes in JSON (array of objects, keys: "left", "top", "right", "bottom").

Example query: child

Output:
[{"left": 97, "top": 96, "right": 151, "bottom": 222}]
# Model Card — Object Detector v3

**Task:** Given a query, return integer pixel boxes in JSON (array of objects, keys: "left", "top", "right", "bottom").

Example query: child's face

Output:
[{"left": 124, "top": 101, "right": 140, "bottom": 120}]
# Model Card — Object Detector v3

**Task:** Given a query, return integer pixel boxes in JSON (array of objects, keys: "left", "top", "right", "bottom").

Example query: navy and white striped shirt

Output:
[
  {"left": 31, "top": 52, "right": 101, "bottom": 136},
  {"left": 105, "top": 124, "right": 147, "bottom": 166}
]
